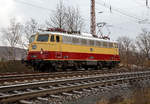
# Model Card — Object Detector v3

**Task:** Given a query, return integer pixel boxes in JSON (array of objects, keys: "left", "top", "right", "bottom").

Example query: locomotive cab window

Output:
[
  {"left": 56, "top": 35, "right": 60, "bottom": 42},
  {"left": 29, "top": 35, "right": 35, "bottom": 43},
  {"left": 37, "top": 35, "right": 49, "bottom": 42},
  {"left": 50, "top": 35, "right": 55, "bottom": 42}
]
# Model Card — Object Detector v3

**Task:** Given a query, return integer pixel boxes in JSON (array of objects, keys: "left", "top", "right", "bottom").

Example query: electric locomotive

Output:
[{"left": 26, "top": 29, "right": 120, "bottom": 72}]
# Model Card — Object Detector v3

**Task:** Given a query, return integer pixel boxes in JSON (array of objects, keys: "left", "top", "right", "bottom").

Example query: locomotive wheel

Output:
[
  {"left": 62, "top": 67, "right": 66, "bottom": 71},
  {"left": 84, "top": 66, "right": 88, "bottom": 70},
  {"left": 33, "top": 66, "right": 39, "bottom": 72},
  {"left": 51, "top": 65, "right": 57, "bottom": 72},
  {"left": 92, "top": 65, "right": 98, "bottom": 70},
  {"left": 108, "top": 62, "right": 112, "bottom": 69},
  {"left": 33, "top": 64, "right": 41, "bottom": 72},
  {"left": 98, "top": 62, "right": 103, "bottom": 70},
  {"left": 72, "top": 63, "right": 79, "bottom": 71},
  {"left": 97, "top": 65, "right": 101, "bottom": 70},
  {"left": 72, "top": 66, "right": 78, "bottom": 71},
  {"left": 108, "top": 65, "right": 112, "bottom": 69},
  {"left": 51, "top": 65, "right": 62, "bottom": 72}
]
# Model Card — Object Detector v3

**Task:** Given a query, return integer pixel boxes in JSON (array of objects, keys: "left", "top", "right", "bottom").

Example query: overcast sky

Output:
[{"left": 0, "top": 0, "right": 150, "bottom": 46}]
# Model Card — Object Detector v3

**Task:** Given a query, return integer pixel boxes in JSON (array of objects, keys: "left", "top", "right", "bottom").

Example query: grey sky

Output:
[{"left": 0, "top": 0, "right": 150, "bottom": 46}]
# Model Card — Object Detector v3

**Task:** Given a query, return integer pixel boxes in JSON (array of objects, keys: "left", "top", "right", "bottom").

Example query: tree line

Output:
[
  {"left": 0, "top": 2, "right": 84, "bottom": 60},
  {"left": 118, "top": 28, "right": 150, "bottom": 68},
  {"left": 0, "top": 2, "right": 150, "bottom": 68}
]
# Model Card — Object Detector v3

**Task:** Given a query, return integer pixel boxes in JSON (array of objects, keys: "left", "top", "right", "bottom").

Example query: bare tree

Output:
[
  {"left": 136, "top": 29, "right": 150, "bottom": 60},
  {"left": 129, "top": 43, "right": 146, "bottom": 67},
  {"left": 1, "top": 18, "right": 23, "bottom": 60},
  {"left": 46, "top": 2, "right": 84, "bottom": 33},
  {"left": 46, "top": 1, "right": 66, "bottom": 29},
  {"left": 65, "top": 7, "right": 84, "bottom": 32},
  {"left": 23, "top": 18, "right": 39, "bottom": 48},
  {"left": 117, "top": 36, "right": 132, "bottom": 66}
]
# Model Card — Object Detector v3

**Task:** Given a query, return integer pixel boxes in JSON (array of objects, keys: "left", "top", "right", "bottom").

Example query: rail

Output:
[{"left": 0, "top": 71, "right": 150, "bottom": 103}]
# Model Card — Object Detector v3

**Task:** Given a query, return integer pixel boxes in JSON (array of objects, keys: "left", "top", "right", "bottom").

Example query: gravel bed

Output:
[
  {"left": 31, "top": 79, "right": 150, "bottom": 104},
  {"left": 31, "top": 83, "right": 132, "bottom": 104}
]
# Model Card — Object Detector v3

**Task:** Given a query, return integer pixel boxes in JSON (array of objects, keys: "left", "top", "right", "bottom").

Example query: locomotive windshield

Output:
[
  {"left": 37, "top": 34, "right": 49, "bottom": 42},
  {"left": 29, "top": 35, "right": 35, "bottom": 43}
]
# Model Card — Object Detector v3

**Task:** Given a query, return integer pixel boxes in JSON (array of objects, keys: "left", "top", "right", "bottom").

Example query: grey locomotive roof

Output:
[{"left": 37, "top": 31, "right": 117, "bottom": 43}]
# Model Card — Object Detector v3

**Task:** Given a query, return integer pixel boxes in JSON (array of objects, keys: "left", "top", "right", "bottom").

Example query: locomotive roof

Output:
[{"left": 37, "top": 31, "right": 117, "bottom": 43}]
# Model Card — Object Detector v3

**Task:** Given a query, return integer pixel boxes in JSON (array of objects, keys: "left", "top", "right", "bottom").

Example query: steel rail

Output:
[
  {"left": 0, "top": 75, "right": 150, "bottom": 103},
  {"left": 0, "top": 67, "right": 138, "bottom": 79},
  {"left": 0, "top": 71, "right": 149, "bottom": 92},
  {"left": 0, "top": 69, "right": 124, "bottom": 83},
  {"left": 0, "top": 71, "right": 150, "bottom": 103}
]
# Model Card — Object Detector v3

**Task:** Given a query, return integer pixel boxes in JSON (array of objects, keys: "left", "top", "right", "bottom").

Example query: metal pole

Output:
[
  {"left": 146, "top": 0, "right": 148, "bottom": 6},
  {"left": 91, "top": 0, "right": 97, "bottom": 37}
]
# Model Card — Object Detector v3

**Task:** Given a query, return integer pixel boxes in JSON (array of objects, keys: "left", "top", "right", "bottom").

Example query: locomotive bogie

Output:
[{"left": 27, "top": 60, "right": 119, "bottom": 72}]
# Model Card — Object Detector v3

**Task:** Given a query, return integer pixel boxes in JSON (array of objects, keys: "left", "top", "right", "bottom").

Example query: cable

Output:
[
  {"left": 96, "top": 1, "right": 142, "bottom": 21},
  {"left": 130, "top": 0, "right": 150, "bottom": 9},
  {"left": 96, "top": 1, "right": 144, "bottom": 21},
  {"left": 14, "top": 0, "right": 54, "bottom": 12}
]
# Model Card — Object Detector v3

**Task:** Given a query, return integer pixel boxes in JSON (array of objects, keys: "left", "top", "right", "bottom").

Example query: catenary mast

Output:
[{"left": 91, "top": 0, "right": 97, "bottom": 37}]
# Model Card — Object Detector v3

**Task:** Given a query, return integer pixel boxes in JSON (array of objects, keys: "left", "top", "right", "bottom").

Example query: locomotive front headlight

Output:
[
  {"left": 40, "top": 48, "right": 44, "bottom": 54},
  {"left": 32, "top": 45, "right": 37, "bottom": 49}
]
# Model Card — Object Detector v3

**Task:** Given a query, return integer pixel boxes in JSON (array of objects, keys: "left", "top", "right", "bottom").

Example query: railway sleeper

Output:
[
  {"left": 0, "top": 93, "right": 8, "bottom": 96},
  {"left": 28, "top": 60, "right": 119, "bottom": 72},
  {"left": 73, "top": 90, "right": 83, "bottom": 94},
  {"left": 0, "top": 72, "right": 150, "bottom": 103},
  {"left": 62, "top": 92, "right": 73, "bottom": 96},
  {"left": 50, "top": 95, "right": 61, "bottom": 98},
  {"left": 19, "top": 100, "right": 33, "bottom": 104},
  {"left": 37, "top": 97, "right": 49, "bottom": 102}
]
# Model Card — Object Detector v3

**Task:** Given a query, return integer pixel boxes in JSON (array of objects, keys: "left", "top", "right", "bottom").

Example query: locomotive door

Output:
[
  {"left": 50, "top": 34, "right": 62, "bottom": 59},
  {"left": 55, "top": 35, "right": 62, "bottom": 58}
]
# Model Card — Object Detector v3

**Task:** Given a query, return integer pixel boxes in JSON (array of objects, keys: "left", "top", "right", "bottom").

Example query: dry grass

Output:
[
  {"left": 97, "top": 88, "right": 150, "bottom": 104},
  {"left": 0, "top": 61, "right": 33, "bottom": 73}
]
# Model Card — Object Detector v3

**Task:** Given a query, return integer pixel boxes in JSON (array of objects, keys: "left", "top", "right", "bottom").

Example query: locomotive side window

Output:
[
  {"left": 29, "top": 35, "right": 35, "bottom": 43},
  {"left": 37, "top": 35, "right": 49, "bottom": 42},
  {"left": 50, "top": 35, "right": 55, "bottom": 42},
  {"left": 103, "top": 42, "right": 108, "bottom": 47},
  {"left": 63, "top": 36, "right": 72, "bottom": 44},
  {"left": 89, "top": 40, "right": 94, "bottom": 46},
  {"left": 114, "top": 43, "right": 118, "bottom": 48},
  {"left": 62, "top": 36, "right": 66, "bottom": 43},
  {"left": 109, "top": 42, "right": 113, "bottom": 48},
  {"left": 56, "top": 35, "right": 60, "bottom": 42},
  {"left": 72, "top": 38, "right": 79, "bottom": 44},
  {"left": 81, "top": 39, "right": 87, "bottom": 45},
  {"left": 116, "top": 43, "right": 118, "bottom": 48},
  {"left": 96, "top": 41, "right": 101, "bottom": 47}
]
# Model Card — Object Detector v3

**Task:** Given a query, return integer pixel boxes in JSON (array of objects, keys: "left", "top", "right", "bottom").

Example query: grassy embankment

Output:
[
  {"left": 97, "top": 88, "right": 150, "bottom": 104},
  {"left": 0, "top": 61, "right": 33, "bottom": 73}
]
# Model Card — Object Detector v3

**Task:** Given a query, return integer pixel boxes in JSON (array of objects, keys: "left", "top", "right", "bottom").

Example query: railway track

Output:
[
  {"left": 0, "top": 70, "right": 150, "bottom": 103},
  {"left": 0, "top": 69, "right": 127, "bottom": 85}
]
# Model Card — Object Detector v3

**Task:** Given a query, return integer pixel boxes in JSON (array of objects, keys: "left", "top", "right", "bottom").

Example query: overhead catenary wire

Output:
[
  {"left": 146, "top": 0, "right": 149, "bottom": 7},
  {"left": 130, "top": 0, "right": 150, "bottom": 9},
  {"left": 96, "top": 1, "right": 144, "bottom": 22},
  {"left": 14, "top": 0, "right": 142, "bottom": 21},
  {"left": 14, "top": 0, "right": 55, "bottom": 12},
  {"left": 14, "top": 0, "right": 150, "bottom": 25}
]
